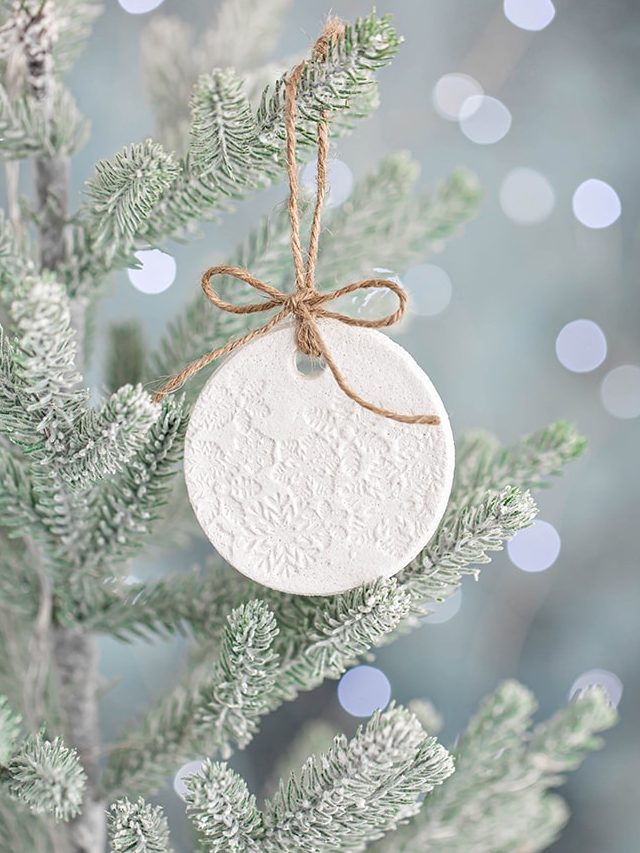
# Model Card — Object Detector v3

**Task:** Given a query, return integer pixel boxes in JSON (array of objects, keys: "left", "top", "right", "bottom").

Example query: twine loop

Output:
[{"left": 152, "top": 18, "right": 440, "bottom": 427}]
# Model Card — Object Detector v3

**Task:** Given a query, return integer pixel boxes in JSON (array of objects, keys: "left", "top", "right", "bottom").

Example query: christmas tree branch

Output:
[
  {"left": 449, "top": 421, "right": 586, "bottom": 516},
  {"left": 102, "top": 600, "right": 279, "bottom": 798},
  {"left": 107, "top": 797, "right": 172, "bottom": 853},
  {"left": 316, "top": 159, "right": 481, "bottom": 288},
  {"left": 141, "top": 0, "right": 294, "bottom": 153},
  {"left": 0, "top": 694, "right": 86, "bottom": 824},
  {"left": 65, "top": 12, "right": 400, "bottom": 297},
  {"left": 260, "top": 705, "right": 453, "bottom": 852},
  {"left": 377, "top": 682, "right": 617, "bottom": 852}
]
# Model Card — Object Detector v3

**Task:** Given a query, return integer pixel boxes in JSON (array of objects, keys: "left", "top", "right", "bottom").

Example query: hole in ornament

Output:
[{"left": 295, "top": 351, "right": 327, "bottom": 377}]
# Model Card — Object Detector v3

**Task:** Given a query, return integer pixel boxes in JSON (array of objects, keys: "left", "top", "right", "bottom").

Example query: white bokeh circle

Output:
[
  {"left": 184, "top": 319, "right": 454, "bottom": 595},
  {"left": 403, "top": 264, "right": 452, "bottom": 316},
  {"left": 500, "top": 168, "right": 556, "bottom": 225},
  {"left": 433, "top": 73, "right": 483, "bottom": 121},
  {"left": 507, "top": 520, "right": 561, "bottom": 572},
  {"left": 173, "top": 760, "right": 206, "bottom": 800},
  {"left": 459, "top": 96, "right": 512, "bottom": 145},
  {"left": 600, "top": 365, "right": 640, "bottom": 419},
  {"left": 337, "top": 665, "right": 392, "bottom": 717},
  {"left": 127, "top": 249, "right": 176, "bottom": 294},
  {"left": 423, "top": 588, "right": 462, "bottom": 624},
  {"left": 569, "top": 669, "right": 623, "bottom": 708},
  {"left": 555, "top": 320, "right": 607, "bottom": 373},
  {"left": 572, "top": 180, "right": 621, "bottom": 229},
  {"left": 504, "top": 0, "right": 556, "bottom": 31},
  {"left": 301, "top": 158, "right": 354, "bottom": 207},
  {"left": 118, "top": 0, "right": 164, "bottom": 14}
]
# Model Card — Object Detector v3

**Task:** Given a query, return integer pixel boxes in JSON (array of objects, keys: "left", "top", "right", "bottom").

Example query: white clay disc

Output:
[{"left": 184, "top": 318, "right": 454, "bottom": 595}]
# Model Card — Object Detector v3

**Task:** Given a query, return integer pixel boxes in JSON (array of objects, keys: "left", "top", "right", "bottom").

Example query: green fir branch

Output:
[
  {"left": 397, "top": 486, "right": 537, "bottom": 610},
  {"left": 0, "top": 212, "right": 34, "bottom": 301},
  {"left": 256, "top": 13, "right": 401, "bottom": 150},
  {"left": 2, "top": 731, "right": 86, "bottom": 823},
  {"left": 449, "top": 421, "right": 586, "bottom": 516},
  {"left": 0, "top": 81, "right": 89, "bottom": 161},
  {"left": 260, "top": 705, "right": 453, "bottom": 852},
  {"left": 86, "top": 140, "right": 180, "bottom": 259},
  {"left": 317, "top": 157, "right": 481, "bottom": 288},
  {"left": 82, "top": 396, "right": 187, "bottom": 569},
  {"left": 184, "top": 760, "right": 262, "bottom": 853},
  {"left": 189, "top": 70, "right": 260, "bottom": 191},
  {"left": 62, "top": 384, "right": 158, "bottom": 491},
  {"left": 528, "top": 685, "right": 618, "bottom": 777},
  {"left": 380, "top": 682, "right": 617, "bottom": 853},
  {"left": 107, "top": 797, "right": 172, "bottom": 853},
  {"left": 103, "top": 600, "right": 279, "bottom": 798},
  {"left": 7, "top": 276, "right": 86, "bottom": 452},
  {"left": 42, "top": 0, "right": 103, "bottom": 74}
]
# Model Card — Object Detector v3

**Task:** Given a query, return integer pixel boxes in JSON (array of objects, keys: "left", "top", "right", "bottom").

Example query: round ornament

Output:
[{"left": 184, "top": 318, "right": 454, "bottom": 596}]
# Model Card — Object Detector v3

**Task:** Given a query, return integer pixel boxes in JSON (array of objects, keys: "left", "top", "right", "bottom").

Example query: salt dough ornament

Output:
[{"left": 184, "top": 318, "right": 454, "bottom": 596}]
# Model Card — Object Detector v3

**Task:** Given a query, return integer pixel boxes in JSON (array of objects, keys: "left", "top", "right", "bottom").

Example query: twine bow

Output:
[{"left": 152, "top": 18, "right": 440, "bottom": 427}]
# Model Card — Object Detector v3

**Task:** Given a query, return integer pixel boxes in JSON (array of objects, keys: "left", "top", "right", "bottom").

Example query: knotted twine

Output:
[{"left": 152, "top": 18, "right": 440, "bottom": 427}]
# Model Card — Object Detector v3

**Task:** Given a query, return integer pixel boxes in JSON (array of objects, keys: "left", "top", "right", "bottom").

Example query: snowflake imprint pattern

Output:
[{"left": 184, "top": 320, "right": 455, "bottom": 595}]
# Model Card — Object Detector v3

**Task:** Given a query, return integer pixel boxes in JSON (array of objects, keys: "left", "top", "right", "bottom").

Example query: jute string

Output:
[{"left": 152, "top": 18, "right": 440, "bottom": 426}]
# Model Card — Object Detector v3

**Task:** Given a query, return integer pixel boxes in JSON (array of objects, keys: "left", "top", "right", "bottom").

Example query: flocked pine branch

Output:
[
  {"left": 260, "top": 704, "right": 453, "bottom": 852},
  {"left": 107, "top": 797, "right": 172, "bottom": 853},
  {"left": 171, "top": 705, "right": 452, "bottom": 853},
  {"left": 85, "top": 140, "right": 180, "bottom": 263},
  {"left": 449, "top": 420, "right": 587, "bottom": 516},
  {"left": 0, "top": 0, "right": 103, "bottom": 76},
  {"left": 188, "top": 69, "right": 260, "bottom": 192},
  {"left": 78, "top": 395, "right": 187, "bottom": 572},
  {"left": 316, "top": 158, "right": 481, "bottom": 288},
  {"left": 62, "top": 385, "right": 159, "bottom": 491},
  {"left": 141, "top": 0, "right": 293, "bottom": 153},
  {"left": 183, "top": 760, "right": 262, "bottom": 853},
  {"left": 0, "top": 81, "right": 89, "bottom": 161},
  {"left": 0, "top": 211, "right": 34, "bottom": 300},
  {"left": 0, "top": 723, "right": 86, "bottom": 823},
  {"left": 70, "top": 12, "right": 401, "bottom": 297},
  {"left": 376, "top": 682, "right": 617, "bottom": 852},
  {"left": 102, "top": 600, "right": 279, "bottom": 797}
]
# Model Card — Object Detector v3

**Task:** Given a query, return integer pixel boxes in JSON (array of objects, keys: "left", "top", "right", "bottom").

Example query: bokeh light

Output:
[
  {"left": 173, "top": 759, "right": 206, "bottom": 800},
  {"left": 346, "top": 269, "right": 400, "bottom": 323},
  {"left": 507, "top": 520, "right": 561, "bottom": 572},
  {"left": 423, "top": 588, "right": 462, "bottom": 624},
  {"left": 301, "top": 158, "right": 353, "bottom": 207},
  {"left": 572, "top": 179, "right": 621, "bottom": 229},
  {"left": 127, "top": 249, "right": 176, "bottom": 295},
  {"left": 403, "top": 264, "right": 452, "bottom": 316},
  {"left": 503, "top": 0, "right": 556, "bottom": 31},
  {"left": 600, "top": 365, "right": 640, "bottom": 419},
  {"left": 459, "top": 96, "right": 512, "bottom": 145},
  {"left": 118, "top": 0, "right": 164, "bottom": 14},
  {"left": 555, "top": 319, "right": 607, "bottom": 373},
  {"left": 337, "top": 665, "right": 391, "bottom": 717},
  {"left": 499, "top": 167, "right": 556, "bottom": 225},
  {"left": 569, "top": 669, "right": 623, "bottom": 708},
  {"left": 432, "top": 73, "right": 483, "bottom": 121}
]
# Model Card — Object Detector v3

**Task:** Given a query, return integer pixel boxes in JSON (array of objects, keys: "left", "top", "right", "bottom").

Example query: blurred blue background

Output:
[{"left": 65, "top": 1, "right": 638, "bottom": 850}]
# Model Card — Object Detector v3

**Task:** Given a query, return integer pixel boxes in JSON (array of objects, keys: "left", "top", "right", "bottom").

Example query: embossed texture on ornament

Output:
[{"left": 184, "top": 318, "right": 455, "bottom": 595}]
